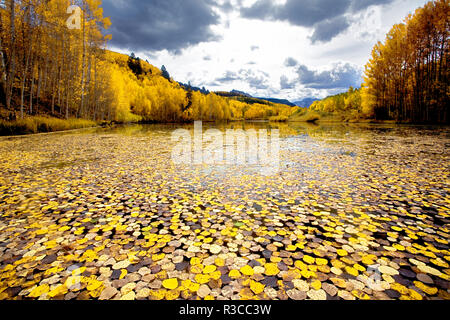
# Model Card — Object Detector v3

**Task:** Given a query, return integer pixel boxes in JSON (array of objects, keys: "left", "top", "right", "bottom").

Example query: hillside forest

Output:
[
  {"left": 0, "top": 0, "right": 298, "bottom": 132},
  {"left": 0, "top": 0, "right": 448, "bottom": 134},
  {"left": 307, "top": 0, "right": 449, "bottom": 124}
]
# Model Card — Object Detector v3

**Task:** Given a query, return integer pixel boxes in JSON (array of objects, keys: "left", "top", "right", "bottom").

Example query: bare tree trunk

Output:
[
  {"left": 80, "top": 3, "right": 87, "bottom": 118},
  {"left": 36, "top": 66, "right": 42, "bottom": 114},
  {"left": 85, "top": 49, "right": 92, "bottom": 119},
  {"left": 66, "top": 53, "right": 74, "bottom": 120},
  {"left": 20, "top": 32, "right": 32, "bottom": 119},
  {"left": 93, "top": 53, "right": 98, "bottom": 121},
  {"left": 51, "top": 48, "right": 56, "bottom": 115},
  {"left": 6, "top": 0, "right": 16, "bottom": 110},
  {"left": 29, "top": 68, "right": 34, "bottom": 115},
  {"left": 0, "top": 16, "right": 8, "bottom": 105},
  {"left": 42, "top": 44, "right": 50, "bottom": 100},
  {"left": 57, "top": 31, "right": 65, "bottom": 110}
]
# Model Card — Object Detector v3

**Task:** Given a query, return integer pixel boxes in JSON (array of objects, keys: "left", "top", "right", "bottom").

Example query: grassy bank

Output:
[
  {"left": 0, "top": 116, "right": 98, "bottom": 136},
  {"left": 269, "top": 115, "right": 289, "bottom": 122},
  {"left": 288, "top": 107, "right": 377, "bottom": 123},
  {"left": 289, "top": 110, "right": 322, "bottom": 123},
  {"left": 288, "top": 109, "right": 422, "bottom": 124}
]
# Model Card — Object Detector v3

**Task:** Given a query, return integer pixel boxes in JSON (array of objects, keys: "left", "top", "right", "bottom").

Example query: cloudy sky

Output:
[{"left": 102, "top": 0, "right": 428, "bottom": 101}]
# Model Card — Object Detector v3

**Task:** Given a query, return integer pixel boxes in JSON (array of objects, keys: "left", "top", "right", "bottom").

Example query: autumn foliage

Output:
[
  {"left": 299, "top": 0, "right": 449, "bottom": 124},
  {"left": 362, "top": 0, "right": 449, "bottom": 123},
  {"left": 0, "top": 0, "right": 115, "bottom": 121},
  {"left": 102, "top": 51, "right": 298, "bottom": 123},
  {"left": 309, "top": 87, "right": 362, "bottom": 120},
  {"left": 0, "top": 0, "right": 297, "bottom": 125}
]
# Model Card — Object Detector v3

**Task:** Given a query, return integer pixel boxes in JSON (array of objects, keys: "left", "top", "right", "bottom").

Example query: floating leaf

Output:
[
  {"left": 162, "top": 278, "right": 179, "bottom": 290},
  {"left": 250, "top": 281, "right": 265, "bottom": 294},
  {"left": 240, "top": 265, "right": 254, "bottom": 276},
  {"left": 229, "top": 269, "right": 241, "bottom": 279},
  {"left": 28, "top": 284, "right": 50, "bottom": 298},
  {"left": 264, "top": 263, "right": 280, "bottom": 276}
]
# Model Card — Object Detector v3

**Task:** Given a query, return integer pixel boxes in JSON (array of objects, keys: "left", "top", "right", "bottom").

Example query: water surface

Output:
[{"left": 0, "top": 122, "right": 448, "bottom": 300}]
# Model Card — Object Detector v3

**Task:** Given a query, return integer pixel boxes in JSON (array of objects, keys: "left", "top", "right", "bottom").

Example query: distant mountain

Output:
[
  {"left": 215, "top": 90, "right": 296, "bottom": 107},
  {"left": 230, "top": 89, "right": 252, "bottom": 97},
  {"left": 178, "top": 82, "right": 210, "bottom": 95},
  {"left": 256, "top": 97, "right": 296, "bottom": 107},
  {"left": 294, "top": 98, "right": 318, "bottom": 108}
]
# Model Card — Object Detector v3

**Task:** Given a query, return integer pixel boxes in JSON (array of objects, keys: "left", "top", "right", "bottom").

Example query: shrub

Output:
[
  {"left": 269, "top": 115, "right": 288, "bottom": 122},
  {"left": 289, "top": 111, "right": 321, "bottom": 123},
  {"left": 0, "top": 117, "right": 97, "bottom": 136}
]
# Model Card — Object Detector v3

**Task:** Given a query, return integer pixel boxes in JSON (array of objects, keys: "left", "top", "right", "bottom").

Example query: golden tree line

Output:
[
  {"left": 0, "top": 0, "right": 114, "bottom": 120},
  {"left": 361, "top": 0, "right": 449, "bottom": 123},
  {"left": 0, "top": 0, "right": 298, "bottom": 123},
  {"left": 309, "top": 87, "right": 362, "bottom": 119},
  {"left": 105, "top": 51, "right": 298, "bottom": 122}
]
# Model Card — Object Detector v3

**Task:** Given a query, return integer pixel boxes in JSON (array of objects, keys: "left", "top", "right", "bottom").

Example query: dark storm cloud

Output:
[
  {"left": 310, "top": 16, "right": 351, "bottom": 43},
  {"left": 240, "top": 0, "right": 394, "bottom": 43},
  {"left": 214, "top": 0, "right": 235, "bottom": 13},
  {"left": 295, "top": 63, "right": 362, "bottom": 89},
  {"left": 350, "top": 0, "right": 394, "bottom": 12},
  {"left": 102, "top": 0, "right": 220, "bottom": 52}
]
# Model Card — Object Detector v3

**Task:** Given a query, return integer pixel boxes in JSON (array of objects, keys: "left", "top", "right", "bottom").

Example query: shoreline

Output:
[
  {"left": 0, "top": 125, "right": 103, "bottom": 139},
  {"left": 1, "top": 117, "right": 449, "bottom": 138}
]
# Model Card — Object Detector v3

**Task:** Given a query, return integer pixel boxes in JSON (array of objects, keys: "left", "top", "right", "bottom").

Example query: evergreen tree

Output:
[
  {"left": 128, "top": 54, "right": 143, "bottom": 76},
  {"left": 161, "top": 65, "right": 170, "bottom": 81}
]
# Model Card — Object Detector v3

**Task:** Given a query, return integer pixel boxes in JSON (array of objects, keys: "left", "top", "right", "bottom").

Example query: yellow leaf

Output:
[
  {"left": 28, "top": 284, "right": 50, "bottom": 298},
  {"left": 87, "top": 278, "right": 103, "bottom": 291},
  {"left": 250, "top": 281, "right": 265, "bottom": 294},
  {"left": 48, "top": 284, "right": 68, "bottom": 298},
  {"left": 194, "top": 274, "right": 210, "bottom": 284},
  {"left": 303, "top": 255, "right": 315, "bottom": 264},
  {"left": 182, "top": 279, "right": 200, "bottom": 292},
  {"left": 311, "top": 280, "right": 321, "bottom": 290},
  {"left": 264, "top": 263, "right": 280, "bottom": 276},
  {"left": 240, "top": 265, "right": 254, "bottom": 276},
  {"left": 229, "top": 269, "right": 241, "bottom": 279},
  {"left": 162, "top": 278, "right": 179, "bottom": 290},
  {"left": 203, "top": 265, "right": 217, "bottom": 274}
]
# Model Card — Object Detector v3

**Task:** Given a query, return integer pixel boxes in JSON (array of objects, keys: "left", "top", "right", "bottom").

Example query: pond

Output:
[{"left": 0, "top": 122, "right": 448, "bottom": 300}]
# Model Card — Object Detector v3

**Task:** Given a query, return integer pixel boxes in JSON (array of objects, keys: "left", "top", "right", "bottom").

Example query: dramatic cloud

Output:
[
  {"left": 295, "top": 63, "right": 362, "bottom": 89},
  {"left": 102, "top": 0, "right": 220, "bottom": 53},
  {"left": 215, "top": 71, "right": 240, "bottom": 82},
  {"left": 350, "top": 0, "right": 394, "bottom": 12},
  {"left": 100, "top": 0, "right": 427, "bottom": 100},
  {"left": 213, "top": 69, "right": 270, "bottom": 90},
  {"left": 310, "top": 16, "right": 351, "bottom": 44},
  {"left": 241, "top": 69, "right": 270, "bottom": 90},
  {"left": 280, "top": 75, "right": 296, "bottom": 90},
  {"left": 214, "top": 0, "right": 235, "bottom": 13},
  {"left": 284, "top": 57, "right": 299, "bottom": 67},
  {"left": 240, "top": 0, "right": 395, "bottom": 43}
]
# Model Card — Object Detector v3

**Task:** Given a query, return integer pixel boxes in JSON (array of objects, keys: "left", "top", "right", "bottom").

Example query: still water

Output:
[{"left": 0, "top": 122, "right": 448, "bottom": 300}]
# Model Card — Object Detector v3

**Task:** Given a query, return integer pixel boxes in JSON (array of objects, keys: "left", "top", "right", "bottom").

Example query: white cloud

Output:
[{"left": 108, "top": 0, "right": 430, "bottom": 100}]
